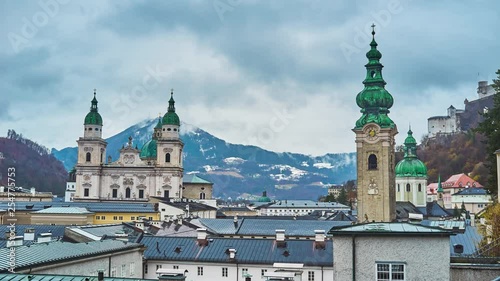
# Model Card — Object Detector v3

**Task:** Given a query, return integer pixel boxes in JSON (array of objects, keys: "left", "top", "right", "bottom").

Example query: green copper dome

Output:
[
  {"left": 84, "top": 92, "right": 103, "bottom": 125},
  {"left": 395, "top": 128, "right": 427, "bottom": 178},
  {"left": 355, "top": 26, "right": 395, "bottom": 129},
  {"left": 140, "top": 139, "right": 157, "bottom": 160},
  {"left": 155, "top": 116, "right": 163, "bottom": 129},
  {"left": 257, "top": 191, "right": 271, "bottom": 202},
  {"left": 162, "top": 91, "right": 180, "bottom": 126}
]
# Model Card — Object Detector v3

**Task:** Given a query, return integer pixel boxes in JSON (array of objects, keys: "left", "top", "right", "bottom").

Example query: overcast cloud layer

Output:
[{"left": 1, "top": 0, "right": 499, "bottom": 155}]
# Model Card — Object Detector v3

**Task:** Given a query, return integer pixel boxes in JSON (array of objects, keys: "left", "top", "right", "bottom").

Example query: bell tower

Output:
[{"left": 353, "top": 25, "right": 397, "bottom": 222}]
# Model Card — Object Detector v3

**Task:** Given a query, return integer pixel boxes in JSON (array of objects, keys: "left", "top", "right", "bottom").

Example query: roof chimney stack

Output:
[
  {"left": 314, "top": 230, "right": 326, "bottom": 249},
  {"left": 24, "top": 228, "right": 35, "bottom": 241},
  {"left": 276, "top": 229, "right": 286, "bottom": 247},
  {"left": 197, "top": 228, "right": 208, "bottom": 246},
  {"left": 7, "top": 236, "right": 23, "bottom": 247},
  {"left": 37, "top": 232, "right": 52, "bottom": 243}
]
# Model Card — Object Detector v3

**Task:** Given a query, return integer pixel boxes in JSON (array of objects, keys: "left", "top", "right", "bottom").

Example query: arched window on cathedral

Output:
[
  {"left": 200, "top": 192, "right": 206, "bottom": 200},
  {"left": 86, "top": 152, "right": 91, "bottom": 162},
  {"left": 368, "top": 154, "right": 377, "bottom": 170},
  {"left": 125, "top": 188, "right": 131, "bottom": 198},
  {"left": 165, "top": 153, "right": 171, "bottom": 163},
  {"left": 406, "top": 184, "right": 411, "bottom": 192},
  {"left": 418, "top": 184, "right": 422, "bottom": 192}
]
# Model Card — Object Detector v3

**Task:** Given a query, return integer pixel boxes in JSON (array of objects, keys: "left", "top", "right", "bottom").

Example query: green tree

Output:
[
  {"left": 453, "top": 204, "right": 460, "bottom": 219},
  {"left": 337, "top": 188, "right": 348, "bottom": 205},
  {"left": 475, "top": 69, "right": 500, "bottom": 197},
  {"left": 478, "top": 203, "right": 500, "bottom": 257}
]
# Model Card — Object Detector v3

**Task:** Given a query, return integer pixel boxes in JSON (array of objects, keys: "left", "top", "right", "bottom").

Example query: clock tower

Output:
[{"left": 353, "top": 26, "right": 397, "bottom": 222}]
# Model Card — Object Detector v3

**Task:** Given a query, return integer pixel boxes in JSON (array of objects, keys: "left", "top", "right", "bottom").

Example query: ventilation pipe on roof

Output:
[
  {"left": 37, "top": 233, "right": 52, "bottom": 243},
  {"left": 6, "top": 236, "right": 23, "bottom": 247}
]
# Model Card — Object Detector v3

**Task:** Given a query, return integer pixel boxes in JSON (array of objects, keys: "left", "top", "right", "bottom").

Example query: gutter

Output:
[{"left": 352, "top": 235, "right": 356, "bottom": 281}]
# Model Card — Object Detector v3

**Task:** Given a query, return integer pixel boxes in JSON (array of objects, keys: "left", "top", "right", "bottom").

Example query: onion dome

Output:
[
  {"left": 162, "top": 90, "right": 180, "bottom": 126},
  {"left": 84, "top": 90, "right": 103, "bottom": 125},
  {"left": 257, "top": 191, "right": 271, "bottom": 202},
  {"left": 395, "top": 128, "right": 427, "bottom": 178},
  {"left": 355, "top": 25, "right": 395, "bottom": 129}
]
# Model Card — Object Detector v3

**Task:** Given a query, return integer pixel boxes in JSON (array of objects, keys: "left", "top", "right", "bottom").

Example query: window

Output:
[
  {"left": 222, "top": 267, "right": 228, "bottom": 277},
  {"left": 164, "top": 190, "right": 169, "bottom": 198},
  {"left": 368, "top": 154, "right": 377, "bottom": 170},
  {"left": 173, "top": 266, "right": 179, "bottom": 269},
  {"left": 308, "top": 271, "right": 315, "bottom": 281},
  {"left": 119, "top": 216, "right": 123, "bottom": 220},
  {"left": 111, "top": 267, "right": 117, "bottom": 277},
  {"left": 112, "top": 189, "right": 118, "bottom": 198},
  {"left": 197, "top": 267, "right": 203, "bottom": 276},
  {"left": 242, "top": 268, "right": 248, "bottom": 276},
  {"left": 261, "top": 269, "right": 267, "bottom": 276},
  {"left": 418, "top": 184, "right": 422, "bottom": 192},
  {"left": 165, "top": 153, "right": 171, "bottom": 163},
  {"left": 101, "top": 216, "right": 106, "bottom": 220},
  {"left": 156, "top": 265, "right": 162, "bottom": 270},
  {"left": 86, "top": 152, "right": 91, "bottom": 162},
  {"left": 113, "top": 216, "right": 118, "bottom": 220},
  {"left": 478, "top": 204, "right": 483, "bottom": 208},
  {"left": 200, "top": 192, "right": 206, "bottom": 199},
  {"left": 144, "top": 264, "right": 148, "bottom": 274},
  {"left": 130, "top": 262, "right": 135, "bottom": 276},
  {"left": 376, "top": 263, "right": 405, "bottom": 281},
  {"left": 139, "top": 189, "right": 144, "bottom": 198},
  {"left": 397, "top": 184, "right": 400, "bottom": 192},
  {"left": 96, "top": 216, "right": 100, "bottom": 220},
  {"left": 406, "top": 184, "right": 410, "bottom": 192},
  {"left": 149, "top": 216, "right": 153, "bottom": 220},
  {"left": 84, "top": 188, "right": 89, "bottom": 197},
  {"left": 125, "top": 188, "right": 131, "bottom": 198},
  {"left": 131, "top": 216, "right": 135, "bottom": 220}
]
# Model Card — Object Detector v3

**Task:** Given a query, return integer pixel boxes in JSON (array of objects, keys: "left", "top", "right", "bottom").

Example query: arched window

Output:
[
  {"left": 406, "top": 184, "right": 411, "bottom": 192},
  {"left": 86, "top": 152, "right": 91, "bottom": 162},
  {"left": 368, "top": 154, "right": 377, "bottom": 170},
  {"left": 200, "top": 192, "right": 206, "bottom": 200},
  {"left": 418, "top": 184, "right": 422, "bottom": 192},
  {"left": 165, "top": 153, "right": 171, "bottom": 163},
  {"left": 125, "top": 188, "right": 131, "bottom": 198},
  {"left": 397, "top": 184, "right": 400, "bottom": 192}
]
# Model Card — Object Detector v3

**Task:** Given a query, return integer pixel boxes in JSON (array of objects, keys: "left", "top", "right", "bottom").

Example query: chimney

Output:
[
  {"left": 197, "top": 228, "right": 208, "bottom": 246},
  {"left": 233, "top": 215, "right": 238, "bottom": 228},
  {"left": 37, "top": 232, "right": 52, "bottom": 243},
  {"left": 470, "top": 213, "right": 475, "bottom": 227},
  {"left": 228, "top": 248, "right": 237, "bottom": 260},
  {"left": 7, "top": 236, "right": 23, "bottom": 247},
  {"left": 276, "top": 229, "right": 286, "bottom": 247},
  {"left": 24, "top": 228, "right": 35, "bottom": 241},
  {"left": 314, "top": 230, "right": 326, "bottom": 249},
  {"left": 98, "top": 270, "right": 104, "bottom": 281},
  {"left": 135, "top": 222, "right": 144, "bottom": 230},
  {"left": 30, "top": 187, "right": 36, "bottom": 195},
  {"left": 0, "top": 186, "right": 4, "bottom": 192}
]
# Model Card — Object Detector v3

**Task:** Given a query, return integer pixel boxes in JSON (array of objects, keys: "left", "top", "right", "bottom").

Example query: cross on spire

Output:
[{"left": 371, "top": 23, "right": 376, "bottom": 38}]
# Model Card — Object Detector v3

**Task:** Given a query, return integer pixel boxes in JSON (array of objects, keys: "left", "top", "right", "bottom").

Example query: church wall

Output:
[{"left": 182, "top": 183, "right": 213, "bottom": 200}]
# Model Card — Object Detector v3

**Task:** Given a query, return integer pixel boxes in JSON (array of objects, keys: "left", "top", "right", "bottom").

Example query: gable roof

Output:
[
  {"left": 141, "top": 236, "right": 332, "bottom": 266},
  {"left": 0, "top": 240, "right": 143, "bottom": 272},
  {"left": 453, "top": 187, "right": 488, "bottom": 196},
  {"left": 428, "top": 173, "right": 483, "bottom": 190},
  {"left": 417, "top": 201, "right": 453, "bottom": 218}
]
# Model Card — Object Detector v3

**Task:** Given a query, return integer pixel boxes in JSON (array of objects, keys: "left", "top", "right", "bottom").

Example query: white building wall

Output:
[
  {"left": 396, "top": 177, "right": 427, "bottom": 207},
  {"left": 145, "top": 260, "right": 332, "bottom": 281},
  {"left": 333, "top": 236, "right": 449, "bottom": 281},
  {"left": 65, "top": 181, "right": 76, "bottom": 202},
  {"left": 30, "top": 250, "right": 143, "bottom": 278}
]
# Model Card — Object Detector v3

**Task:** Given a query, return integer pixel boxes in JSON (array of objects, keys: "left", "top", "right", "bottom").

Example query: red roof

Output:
[{"left": 427, "top": 173, "right": 483, "bottom": 191}]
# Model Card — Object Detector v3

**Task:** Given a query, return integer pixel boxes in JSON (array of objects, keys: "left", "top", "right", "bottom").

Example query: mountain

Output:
[
  {"left": 0, "top": 130, "right": 67, "bottom": 196},
  {"left": 52, "top": 120, "right": 356, "bottom": 200}
]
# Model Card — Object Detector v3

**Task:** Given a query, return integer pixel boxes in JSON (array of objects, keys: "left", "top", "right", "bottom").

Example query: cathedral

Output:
[{"left": 73, "top": 90, "right": 185, "bottom": 202}]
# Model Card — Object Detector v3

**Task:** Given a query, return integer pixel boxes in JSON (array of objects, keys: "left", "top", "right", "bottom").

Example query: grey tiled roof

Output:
[
  {"left": 329, "top": 222, "right": 453, "bottom": 236},
  {"left": 0, "top": 240, "right": 142, "bottom": 272},
  {"left": 141, "top": 236, "right": 332, "bottom": 266},
  {"left": 0, "top": 273, "right": 155, "bottom": 281},
  {"left": 199, "top": 218, "right": 351, "bottom": 236}
]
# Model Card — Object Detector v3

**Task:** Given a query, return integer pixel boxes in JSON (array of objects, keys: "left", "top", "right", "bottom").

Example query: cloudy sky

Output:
[{"left": 1, "top": 0, "right": 499, "bottom": 155}]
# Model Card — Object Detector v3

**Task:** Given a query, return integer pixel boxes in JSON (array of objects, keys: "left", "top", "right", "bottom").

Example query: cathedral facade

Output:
[{"left": 73, "top": 90, "right": 184, "bottom": 202}]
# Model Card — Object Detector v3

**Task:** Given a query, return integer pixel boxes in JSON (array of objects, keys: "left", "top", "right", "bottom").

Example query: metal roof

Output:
[
  {"left": 0, "top": 273, "right": 155, "bottom": 281},
  {"left": 453, "top": 188, "right": 488, "bottom": 196},
  {"left": 141, "top": 236, "right": 332, "bottom": 266},
  {"left": 417, "top": 201, "right": 452, "bottom": 218},
  {"left": 449, "top": 225, "right": 482, "bottom": 256},
  {"left": 262, "top": 200, "right": 349, "bottom": 209},
  {"left": 0, "top": 225, "right": 66, "bottom": 239},
  {"left": 199, "top": 218, "right": 351, "bottom": 236},
  {"left": 182, "top": 174, "right": 212, "bottom": 184},
  {"left": 33, "top": 207, "right": 93, "bottom": 214},
  {"left": 421, "top": 220, "right": 465, "bottom": 230},
  {"left": 329, "top": 222, "right": 452, "bottom": 236},
  {"left": 0, "top": 202, "right": 157, "bottom": 213},
  {"left": 0, "top": 240, "right": 142, "bottom": 272}
]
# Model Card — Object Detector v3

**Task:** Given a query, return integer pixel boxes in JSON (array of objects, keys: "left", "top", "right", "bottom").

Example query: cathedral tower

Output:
[
  {"left": 353, "top": 26, "right": 397, "bottom": 222},
  {"left": 75, "top": 90, "right": 107, "bottom": 200}
]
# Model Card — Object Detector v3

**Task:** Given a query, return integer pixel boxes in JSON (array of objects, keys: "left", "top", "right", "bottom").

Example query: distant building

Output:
[
  {"left": 255, "top": 200, "right": 349, "bottom": 216},
  {"left": 451, "top": 187, "right": 492, "bottom": 214},
  {"left": 181, "top": 174, "right": 214, "bottom": 202},
  {"left": 0, "top": 186, "right": 53, "bottom": 202},
  {"left": 427, "top": 173, "right": 483, "bottom": 209},
  {"left": 327, "top": 185, "right": 344, "bottom": 197},
  {"left": 395, "top": 129, "right": 428, "bottom": 207},
  {"left": 428, "top": 81, "right": 496, "bottom": 138},
  {"left": 65, "top": 168, "right": 76, "bottom": 202}
]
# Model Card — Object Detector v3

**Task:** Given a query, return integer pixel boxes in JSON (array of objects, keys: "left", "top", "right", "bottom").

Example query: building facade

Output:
[
  {"left": 395, "top": 129, "right": 428, "bottom": 207},
  {"left": 353, "top": 27, "right": 397, "bottom": 223},
  {"left": 74, "top": 90, "right": 184, "bottom": 202}
]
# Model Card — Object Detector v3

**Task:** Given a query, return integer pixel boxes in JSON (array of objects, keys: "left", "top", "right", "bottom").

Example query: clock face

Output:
[{"left": 369, "top": 129, "right": 376, "bottom": 137}]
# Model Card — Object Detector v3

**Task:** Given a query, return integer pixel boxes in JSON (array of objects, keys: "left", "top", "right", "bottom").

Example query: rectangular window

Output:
[
  {"left": 144, "top": 264, "right": 148, "bottom": 274},
  {"left": 130, "top": 262, "right": 135, "bottom": 276},
  {"left": 197, "top": 267, "right": 203, "bottom": 276},
  {"left": 139, "top": 189, "right": 144, "bottom": 198},
  {"left": 149, "top": 217, "right": 153, "bottom": 220},
  {"left": 101, "top": 216, "right": 105, "bottom": 220},
  {"left": 173, "top": 265, "right": 179, "bottom": 269},
  {"left": 112, "top": 189, "right": 118, "bottom": 198},
  {"left": 121, "top": 264, "right": 126, "bottom": 277},
  {"left": 113, "top": 216, "right": 118, "bottom": 220},
  {"left": 111, "top": 267, "right": 116, "bottom": 277},
  {"left": 376, "top": 263, "right": 405, "bottom": 281},
  {"left": 222, "top": 267, "right": 228, "bottom": 277},
  {"left": 119, "top": 216, "right": 123, "bottom": 220},
  {"left": 156, "top": 265, "right": 162, "bottom": 270},
  {"left": 131, "top": 216, "right": 135, "bottom": 220},
  {"left": 84, "top": 188, "right": 89, "bottom": 197},
  {"left": 308, "top": 271, "right": 315, "bottom": 281},
  {"left": 96, "top": 216, "right": 100, "bottom": 220},
  {"left": 261, "top": 269, "right": 267, "bottom": 276},
  {"left": 242, "top": 268, "right": 248, "bottom": 276}
]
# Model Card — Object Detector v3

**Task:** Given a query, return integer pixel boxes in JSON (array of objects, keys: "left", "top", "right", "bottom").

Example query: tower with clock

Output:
[{"left": 353, "top": 25, "right": 397, "bottom": 222}]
